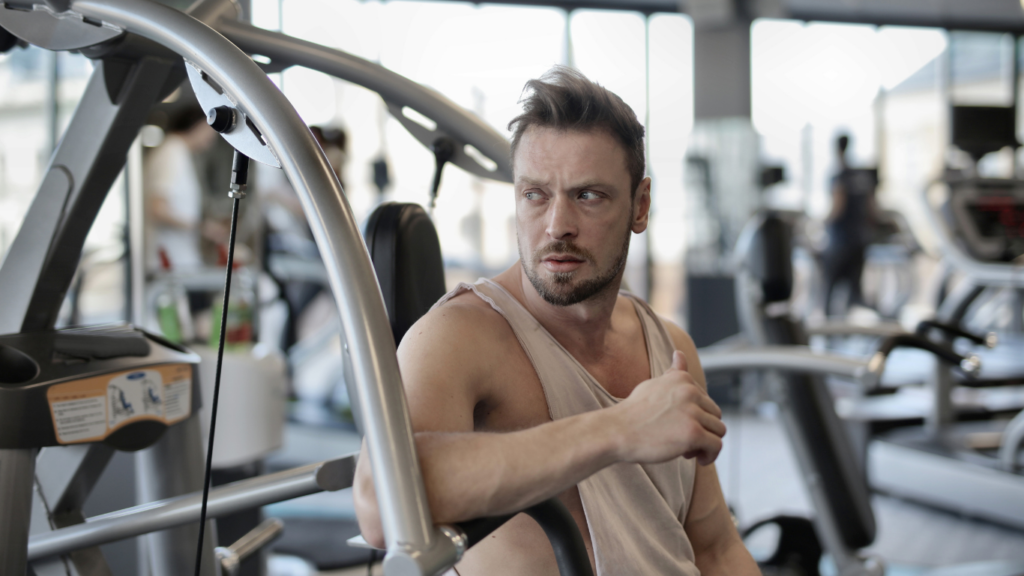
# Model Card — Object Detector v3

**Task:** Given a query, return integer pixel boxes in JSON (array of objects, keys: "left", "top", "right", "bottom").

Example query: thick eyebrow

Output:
[{"left": 516, "top": 177, "right": 613, "bottom": 192}]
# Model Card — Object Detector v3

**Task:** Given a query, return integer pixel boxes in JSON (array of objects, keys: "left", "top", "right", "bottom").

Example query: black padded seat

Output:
[{"left": 363, "top": 202, "right": 447, "bottom": 344}]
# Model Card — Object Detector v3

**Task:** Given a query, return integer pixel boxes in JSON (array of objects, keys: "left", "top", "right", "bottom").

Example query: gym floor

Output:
[{"left": 261, "top": 411, "right": 1024, "bottom": 575}]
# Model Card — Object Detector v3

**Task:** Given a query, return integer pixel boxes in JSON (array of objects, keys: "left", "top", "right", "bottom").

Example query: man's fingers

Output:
[
  {"left": 682, "top": 430, "right": 723, "bottom": 465},
  {"left": 693, "top": 409, "right": 727, "bottom": 438},
  {"left": 690, "top": 389, "right": 723, "bottom": 420}
]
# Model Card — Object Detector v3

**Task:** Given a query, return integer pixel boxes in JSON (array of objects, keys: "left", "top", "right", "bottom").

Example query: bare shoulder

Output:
[
  {"left": 657, "top": 315, "right": 707, "bottom": 387},
  {"left": 399, "top": 289, "right": 513, "bottom": 364},
  {"left": 397, "top": 288, "right": 521, "bottom": 431}
]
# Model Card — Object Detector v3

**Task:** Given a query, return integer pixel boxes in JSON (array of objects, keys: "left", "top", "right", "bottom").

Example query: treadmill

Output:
[{"left": 868, "top": 105, "right": 1024, "bottom": 531}]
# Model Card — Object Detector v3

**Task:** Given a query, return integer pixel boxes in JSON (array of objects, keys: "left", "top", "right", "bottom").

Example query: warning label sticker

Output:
[
  {"left": 51, "top": 396, "right": 107, "bottom": 443},
  {"left": 47, "top": 364, "right": 193, "bottom": 444}
]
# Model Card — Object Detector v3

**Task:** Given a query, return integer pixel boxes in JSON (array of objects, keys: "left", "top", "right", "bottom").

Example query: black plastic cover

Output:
[{"left": 0, "top": 325, "right": 200, "bottom": 451}]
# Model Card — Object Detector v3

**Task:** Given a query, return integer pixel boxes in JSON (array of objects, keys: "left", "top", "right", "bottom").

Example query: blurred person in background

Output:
[
  {"left": 822, "top": 134, "right": 880, "bottom": 316},
  {"left": 144, "top": 105, "right": 218, "bottom": 274}
]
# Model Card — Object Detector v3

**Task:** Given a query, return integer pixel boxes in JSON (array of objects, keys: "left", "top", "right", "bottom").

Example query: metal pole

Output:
[
  {"left": 126, "top": 136, "right": 145, "bottom": 326},
  {"left": 0, "top": 448, "right": 37, "bottom": 574},
  {"left": 135, "top": 415, "right": 218, "bottom": 576}
]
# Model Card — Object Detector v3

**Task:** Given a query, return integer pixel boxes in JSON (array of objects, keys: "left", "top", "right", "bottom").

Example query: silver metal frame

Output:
[
  {"left": 67, "top": 0, "right": 458, "bottom": 572},
  {"left": 0, "top": 0, "right": 500, "bottom": 572}
]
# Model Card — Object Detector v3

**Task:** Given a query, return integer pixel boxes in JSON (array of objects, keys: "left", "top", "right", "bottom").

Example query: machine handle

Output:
[
  {"left": 214, "top": 517, "right": 284, "bottom": 576},
  {"left": 456, "top": 498, "right": 594, "bottom": 576},
  {"left": 915, "top": 320, "right": 997, "bottom": 348},
  {"left": 866, "top": 334, "right": 981, "bottom": 390}
]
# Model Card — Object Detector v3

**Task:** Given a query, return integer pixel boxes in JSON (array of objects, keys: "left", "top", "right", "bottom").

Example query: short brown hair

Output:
[{"left": 508, "top": 66, "right": 646, "bottom": 196}]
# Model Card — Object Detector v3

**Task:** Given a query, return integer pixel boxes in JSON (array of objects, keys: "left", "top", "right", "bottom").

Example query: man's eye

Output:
[
  {"left": 525, "top": 191, "right": 542, "bottom": 200},
  {"left": 579, "top": 191, "right": 599, "bottom": 200}
]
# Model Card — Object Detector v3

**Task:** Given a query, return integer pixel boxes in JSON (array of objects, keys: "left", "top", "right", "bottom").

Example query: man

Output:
[
  {"left": 354, "top": 67, "right": 759, "bottom": 575},
  {"left": 822, "top": 134, "right": 879, "bottom": 316}
]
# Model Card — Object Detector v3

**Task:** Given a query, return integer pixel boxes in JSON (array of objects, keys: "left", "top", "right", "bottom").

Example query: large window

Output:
[
  {"left": 751, "top": 20, "right": 948, "bottom": 218},
  {"left": 254, "top": 0, "right": 694, "bottom": 316}
]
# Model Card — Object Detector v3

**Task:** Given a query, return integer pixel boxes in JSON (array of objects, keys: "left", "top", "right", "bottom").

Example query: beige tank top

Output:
[{"left": 436, "top": 279, "right": 700, "bottom": 575}]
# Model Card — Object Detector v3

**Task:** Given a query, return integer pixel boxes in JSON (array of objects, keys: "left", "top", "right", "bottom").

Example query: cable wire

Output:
[{"left": 193, "top": 150, "right": 249, "bottom": 576}]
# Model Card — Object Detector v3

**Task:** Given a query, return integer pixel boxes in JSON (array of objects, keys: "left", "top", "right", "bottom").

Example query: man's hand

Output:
[{"left": 611, "top": 351, "right": 726, "bottom": 466}]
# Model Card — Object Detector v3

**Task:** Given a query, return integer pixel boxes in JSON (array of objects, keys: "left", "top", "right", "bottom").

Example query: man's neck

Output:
[{"left": 495, "top": 263, "right": 624, "bottom": 360}]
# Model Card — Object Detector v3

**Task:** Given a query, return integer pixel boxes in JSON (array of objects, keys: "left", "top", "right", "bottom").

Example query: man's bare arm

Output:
[
  {"left": 354, "top": 302, "right": 725, "bottom": 548},
  {"left": 664, "top": 322, "right": 760, "bottom": 574}
]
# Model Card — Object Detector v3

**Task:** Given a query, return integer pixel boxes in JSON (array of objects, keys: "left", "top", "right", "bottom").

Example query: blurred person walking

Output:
[{"left": 822, "top": 134, "right": 879, "bottom": 316}]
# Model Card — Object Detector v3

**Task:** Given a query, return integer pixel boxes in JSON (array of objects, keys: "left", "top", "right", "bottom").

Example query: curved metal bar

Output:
[
  {"left": 699, "top": 346, "right": 871, "bottom": 383},
  {"left": 69, "top": 0, "right": 449, "bottom": 572},
  {"left": 215, "top": 19, "right": 513, "bottom": 183}
]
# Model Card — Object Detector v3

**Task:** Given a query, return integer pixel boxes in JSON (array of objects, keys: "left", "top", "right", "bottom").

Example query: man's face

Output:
[{"left": 513, "top": 126, "right": 650, "bottom": 306}]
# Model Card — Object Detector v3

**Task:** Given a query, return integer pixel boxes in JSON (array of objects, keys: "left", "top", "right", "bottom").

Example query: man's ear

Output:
[{"left": 631, "top": 176, "right": 652, "bottom": 234}]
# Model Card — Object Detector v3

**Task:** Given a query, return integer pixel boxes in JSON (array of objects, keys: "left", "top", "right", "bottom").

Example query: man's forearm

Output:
[
  {"left": 415, "top": 407, "right": 622, "bottom": 523},
  {"left": 357, "top": 406, "right": 622, "bottom": 536}
]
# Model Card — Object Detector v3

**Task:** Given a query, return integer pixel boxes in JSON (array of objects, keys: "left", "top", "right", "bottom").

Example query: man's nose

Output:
[{"left": 546, "top": 194, "right": 578, "bottom": 240}]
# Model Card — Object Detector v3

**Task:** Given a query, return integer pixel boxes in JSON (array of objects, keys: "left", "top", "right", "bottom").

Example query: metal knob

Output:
[
  {"left": 959, "top": 355, "right": 982, "bottom": 378},
  {"left": 207, "top": 105, "right": 237, "bottom": 134},
  {"left": 985, "top": 332, "right": 999, "bottom": 349}
]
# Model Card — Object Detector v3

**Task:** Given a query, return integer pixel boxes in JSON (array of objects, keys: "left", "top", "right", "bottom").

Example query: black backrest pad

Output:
[
  {"left": 769, "top": 316, "right": 877, "bottom": 549},
  {"left": 363, "top": 203, "right": 447, "bottom": 344}
]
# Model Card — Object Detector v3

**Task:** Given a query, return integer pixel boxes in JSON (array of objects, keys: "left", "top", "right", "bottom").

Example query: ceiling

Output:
[{"left": 439, "top": 0, "right": 1024, "bottom": 33}]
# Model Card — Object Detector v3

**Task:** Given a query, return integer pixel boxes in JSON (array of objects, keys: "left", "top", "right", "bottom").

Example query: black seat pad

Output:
[{"left": 363, "top": 202, "right": 447, "bottom": 344}]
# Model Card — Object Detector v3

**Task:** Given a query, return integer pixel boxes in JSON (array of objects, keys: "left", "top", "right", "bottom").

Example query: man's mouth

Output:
[
  {"left": 540, "top": 254, "right": 586, "bottom": 273},
  {"left": 543, "top": 254, "right": 584, "bottom": 264}
]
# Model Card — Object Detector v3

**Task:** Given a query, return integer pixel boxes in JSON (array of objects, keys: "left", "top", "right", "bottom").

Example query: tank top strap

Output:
[{"left": 621, "top": 293, "right": 677, "bottom": 376}]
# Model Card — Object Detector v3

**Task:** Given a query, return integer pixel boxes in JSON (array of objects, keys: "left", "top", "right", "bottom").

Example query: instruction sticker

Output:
[{"left": 47, "top": 364, "right": 193, "bottom": 445}]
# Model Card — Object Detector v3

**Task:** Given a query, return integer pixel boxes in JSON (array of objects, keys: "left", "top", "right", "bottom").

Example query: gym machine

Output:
[
  {"left": 712, "top": 210, "right": 1024, "bottom": 576},
  {"left": 0, "top": 1, "right": 586, "bottom": 575},
  {"left": 865, "top": 167, "right": 1024, "bottom": 530}
]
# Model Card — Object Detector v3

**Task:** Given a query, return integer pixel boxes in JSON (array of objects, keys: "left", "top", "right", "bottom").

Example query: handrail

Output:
[
  {"left": 699, "top": 346, "right": 872, "bottom": 383},
  {"left": 28, "top": 455, "right": 355, "bottom": 561},
  {"left": 69, "top": 0, "right": 455, "bottom": 573}
]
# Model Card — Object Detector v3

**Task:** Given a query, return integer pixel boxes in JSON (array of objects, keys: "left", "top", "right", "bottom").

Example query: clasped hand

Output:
[{"left": 611, "top": 351, "right": 726, "bottom": 466}]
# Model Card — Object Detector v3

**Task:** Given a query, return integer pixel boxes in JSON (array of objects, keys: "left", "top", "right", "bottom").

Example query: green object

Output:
[
  {"left": 209, "top": 267, "right": 255, "bottom": 350},
  {"left": 156, "top": 293, "right": 182, "bottom": 344}
]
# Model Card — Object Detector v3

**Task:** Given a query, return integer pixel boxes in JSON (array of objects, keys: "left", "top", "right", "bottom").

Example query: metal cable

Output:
[{"left": 194, "top": 150, "right": 249, "bottom": 576}]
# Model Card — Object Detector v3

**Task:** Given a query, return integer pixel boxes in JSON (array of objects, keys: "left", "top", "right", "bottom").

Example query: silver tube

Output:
[
  {"left": 69, "top": 0, "right": 446, "bottom": 570},
  {"left": 803, "top": 320, "right": 904, "bottom": 338},
  {"left": 215, "top": 19, "right": 512, "bottom": 183},
  {"left": 28, "top": 455, "right": 354, "bottom": 560},
  {"left": 699, "top": 346, "right": 870, "bottom": 382}
]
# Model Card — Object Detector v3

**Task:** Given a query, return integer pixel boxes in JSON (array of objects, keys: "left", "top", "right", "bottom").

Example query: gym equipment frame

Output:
[{"left": 0, "top": 0, "right": 512, "bottom": 574}]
